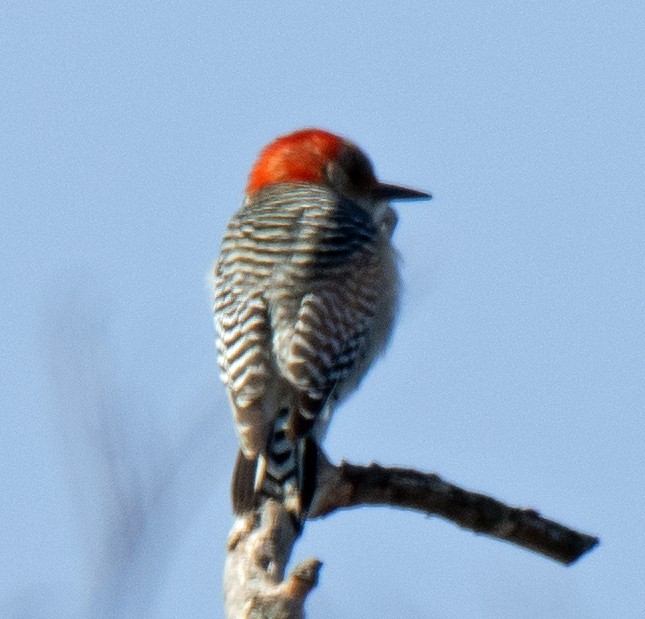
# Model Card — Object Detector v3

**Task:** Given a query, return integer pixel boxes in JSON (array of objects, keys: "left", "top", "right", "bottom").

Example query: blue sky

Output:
[{"left": 1, "top": 1, "right": 643, "bottom": 617}]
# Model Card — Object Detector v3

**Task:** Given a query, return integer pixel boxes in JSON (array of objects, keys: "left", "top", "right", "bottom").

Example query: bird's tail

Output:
[{"left": 231, "top": 409, "right": 318, "bottom": 528}]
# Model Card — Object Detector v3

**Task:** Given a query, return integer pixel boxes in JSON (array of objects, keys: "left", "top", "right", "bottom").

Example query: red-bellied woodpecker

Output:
[{"left": 212, "top": 128, "right": 430, "bottom": 526}]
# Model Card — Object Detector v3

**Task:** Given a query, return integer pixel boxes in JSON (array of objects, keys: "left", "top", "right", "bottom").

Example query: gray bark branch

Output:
[
  {"left": 311, "top": 456, "right": 599, "bottom": 565},
  {"left": 224, "top": 453, "right": 599, "bottom": 618}
]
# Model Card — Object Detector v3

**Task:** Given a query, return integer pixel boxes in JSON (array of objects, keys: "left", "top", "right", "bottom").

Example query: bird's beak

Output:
[{"left": 373, "top": 182, "right": 432, "bottom": 201}]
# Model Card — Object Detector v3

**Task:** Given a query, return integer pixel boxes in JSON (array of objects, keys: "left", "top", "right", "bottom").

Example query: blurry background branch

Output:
[{"left": 43, "top": 291, "right": 229, "bottom": 617}]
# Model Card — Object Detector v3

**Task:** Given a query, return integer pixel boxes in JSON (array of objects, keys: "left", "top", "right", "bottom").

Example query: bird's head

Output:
[{"left": 246, "top": 129, "right": 431, "bottom": 212}]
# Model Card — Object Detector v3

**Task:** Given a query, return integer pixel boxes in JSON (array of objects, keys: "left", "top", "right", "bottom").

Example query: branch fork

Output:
[{"left": 224, "top": 452, "right": 598, "bottom": 618}]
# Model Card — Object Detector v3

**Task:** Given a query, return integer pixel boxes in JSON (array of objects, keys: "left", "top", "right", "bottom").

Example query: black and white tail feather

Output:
[{"left": 232, "top": 408, "right": 319, "bottom": 531}]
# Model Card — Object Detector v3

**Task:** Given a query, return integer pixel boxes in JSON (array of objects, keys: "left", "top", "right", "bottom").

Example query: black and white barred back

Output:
[{"left": 213, "top": 182, "right": 399, "bottom": 523}]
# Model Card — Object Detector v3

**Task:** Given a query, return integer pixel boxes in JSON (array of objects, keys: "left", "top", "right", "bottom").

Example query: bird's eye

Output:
[
  {"left": 343, "top": 155, "right": 364, "bottom": 184},
  {"left": 325, "top": 147, "right": 376, "bottom": 196},
  {"left": 340, "top": 149, "right": 374, "bottom": 190}
]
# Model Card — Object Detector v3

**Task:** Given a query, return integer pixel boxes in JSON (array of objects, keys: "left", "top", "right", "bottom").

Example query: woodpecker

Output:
[{"left": 212, "top": 128, "right": 430, "bottom": 525}]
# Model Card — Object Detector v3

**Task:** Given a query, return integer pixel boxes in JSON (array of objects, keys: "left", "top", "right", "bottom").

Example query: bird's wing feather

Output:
[
  {"left": 214, "top": 252, "right": 275, "bottom": 457},
  {"left": 285, "top": 268, "right": 379, "bottom": 401},
  {"left": 279, "top": 198, "right": 384, "bottom": 432}
]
